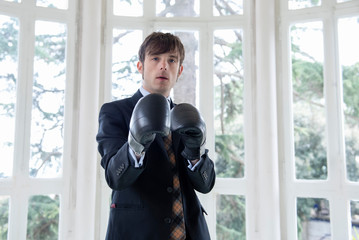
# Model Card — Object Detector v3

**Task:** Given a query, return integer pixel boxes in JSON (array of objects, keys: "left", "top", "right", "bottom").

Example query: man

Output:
[{"left": 96, "top": 32, "right": 216, "bottom": 240}]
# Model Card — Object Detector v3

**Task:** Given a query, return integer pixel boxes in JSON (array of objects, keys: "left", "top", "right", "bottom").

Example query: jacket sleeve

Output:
[
  {"left": 185, "top": 149, "right": 216, "bottom": 194},
  {"left": 96, "top": 102, "right": 145, "bottom": 190}
]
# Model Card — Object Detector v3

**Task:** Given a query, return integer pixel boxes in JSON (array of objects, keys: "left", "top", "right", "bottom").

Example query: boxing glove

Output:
[
  {"left": 170, "top": 103, "right": 206, "bottom": 160},
  {"left": 128, "top": 93, "right": 170, "bottom": 155}
]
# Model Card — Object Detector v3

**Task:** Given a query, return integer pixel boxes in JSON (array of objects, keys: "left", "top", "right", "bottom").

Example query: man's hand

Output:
[
  {"left": 170, "top": 103, "right": 206, "bottom": 160},
  {"left": 128, "top": 93, "right": 170, "bottom": 155}
]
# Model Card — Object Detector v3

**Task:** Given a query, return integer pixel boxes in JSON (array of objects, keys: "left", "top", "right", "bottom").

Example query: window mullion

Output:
[
  {"left": 323, "top": 7, "right": 351, "bottom": 240},
  {"left": 8, "top": 194, "right": 29, "bottom": 239},
  {"left": 199, "top": 25, "right": 215, "bottom": 239},
  {"left": 13, "top": 6, "right": 36, "bottom": 181},
  {"left": 250, "top": 0, "right": 281, "bottom": 238},
  {"left": 73, "top": 0, "right": 102, "bottom": 239},
  {"left": 7, "top": 5, "right": 32, "bottom": 238},
  {"left": 322, "top": 8, "right": 343, "bottom": 183},
  {"left": 58, "top": 0, "right": 78, "bottom": 238},
  {"left": 8, "top": 7, "right": 36, "bottom": 240}
]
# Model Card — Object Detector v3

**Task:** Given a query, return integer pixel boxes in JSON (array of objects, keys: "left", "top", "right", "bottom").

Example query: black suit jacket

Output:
[{"left": 96, "top": 90, "right": 216, "bottom": 240}]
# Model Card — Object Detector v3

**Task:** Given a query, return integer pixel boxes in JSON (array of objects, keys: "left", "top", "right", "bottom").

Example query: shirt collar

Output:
[{"left": 140, "top": 86, "right": 172, "bottom": 106}]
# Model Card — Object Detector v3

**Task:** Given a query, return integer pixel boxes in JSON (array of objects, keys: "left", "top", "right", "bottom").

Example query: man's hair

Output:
[{"left": 138, "top": 32, "right": 185, "bottom": 66}]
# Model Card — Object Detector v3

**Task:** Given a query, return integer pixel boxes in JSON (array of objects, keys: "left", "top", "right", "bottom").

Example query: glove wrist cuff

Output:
[
  {"left": 128, "top": 132, "right": 145, "bottom": 155},
  {"left": 181, "top": 145, "right": 205, "bottom": 160}
]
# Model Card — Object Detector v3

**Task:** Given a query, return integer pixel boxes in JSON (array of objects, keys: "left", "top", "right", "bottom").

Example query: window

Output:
[
  {"left": 278, "top": 0, "right": 359, "bottom": 239},
  {"left": 0, "top": 0, "right": 76, "bottom": 239},
  {"left": 338, "top": 16, "right": 359, "bottom": 183},
  {"left": 0, "top": 14, "right": 18, "bottom": 179},
  {"left": 2, "top": 0, "right": 358, "bottom": 239}
]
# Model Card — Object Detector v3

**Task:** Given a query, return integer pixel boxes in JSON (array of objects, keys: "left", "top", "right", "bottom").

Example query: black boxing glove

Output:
[
  {"left": 170, "top": 103, "right": 206, "bottom": 160},
  {"left": 128, "top": 93, "right": 170, "bottom": 156}
]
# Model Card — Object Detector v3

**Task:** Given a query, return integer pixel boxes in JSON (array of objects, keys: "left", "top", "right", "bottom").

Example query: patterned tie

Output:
[{"left": 163, "top": 133, "right": 186, "bottom": 240}]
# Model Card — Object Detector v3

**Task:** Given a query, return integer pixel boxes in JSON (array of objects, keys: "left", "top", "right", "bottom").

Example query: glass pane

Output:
[
  {"left": 36, "top": 0, "right": 68, "bottom": 9},
  {"left": 213, "top": 29, "right": 244, "bottom": 178},
  {"left": 338, "top": 17, "right": 359, "bottom": 182},
  {"left": 0, "top": 15, "right": 19, "bottom": 179},
  {"left": 290, "top": 22, "right": 327, "bottom": 180},
  {"left": 297, "top": 197, "right": 331, "bottom": 240},
  {"left": 162, "top": 30, "right": 199, "bottom": 106},
  {"left": 288, "top": 0, "right": 321, "bottom": 10},
  {"left": 112, "top": 30, "right": 142, "bottom": 100},
  {"left": 3, "top": 0, "right": 20, "bottom": 2},
  {"left": 30, "top": 21, "right": 67, "bottom": 178},
  {"left": 113, "top": 0, "right": 143, "bottom": 17},
  {"left": 156, "top": 0, "right": 199, "bottom": 17},
  {"left": 351, "top": 200, "right": 359, "bottom": 238},
  {"left": 213, "top": 0, "right": 244, "bottom": 16},
  {"left": 0, "top": 196, "right": 9, "bottom": 239},
  {"left": 337, "top": 0, "right": 352, "bottom": 2},
  {"left": 27, "top": 195, "right": 59, "bottom": 240},
  {"left": 217, "top": 194, "right": 246, "bottom": 239}
]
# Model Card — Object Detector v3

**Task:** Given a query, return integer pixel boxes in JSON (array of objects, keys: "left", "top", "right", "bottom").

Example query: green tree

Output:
[
  {"left": 0, "top": 18, "right": 18, "bottom": 179},
  {"left": 342, "top": 62, "right": 359, "bottom": 182},
  {"left": 0, "top": 18, "right": 18, "bottom": 62},
  {"left": 214, "top": 33, "right": 245, "bottom": 179},
  {"left": 217, "top": 195, "right": 246, "bottom": 240},
  {"left": 0, "top": 197, "right": 9, "bottom": 239},
  {"left": 26, "top": 195, "right": 59, "bottom": 240}
]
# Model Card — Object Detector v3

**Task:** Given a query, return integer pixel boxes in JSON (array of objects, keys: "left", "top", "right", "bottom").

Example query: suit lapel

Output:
[{"left": 130, "top": 90, "right": 143, "bottom": 108}]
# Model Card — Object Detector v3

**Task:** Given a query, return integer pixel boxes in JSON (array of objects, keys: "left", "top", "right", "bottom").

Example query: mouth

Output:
[{"left": 156, "top": 76, "right": 169, "bottom": 81}]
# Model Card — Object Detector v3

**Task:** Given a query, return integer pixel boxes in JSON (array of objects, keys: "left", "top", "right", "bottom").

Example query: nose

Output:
[{"left": 159, "top": 60, "right": 167, "bottom": 70}]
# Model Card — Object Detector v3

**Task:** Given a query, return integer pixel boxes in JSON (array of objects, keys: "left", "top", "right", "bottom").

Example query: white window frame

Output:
[
  {"left": 0, "top": 0, "right": 78, "bottom": 239},
  {"left": 3, "top": 0, "right": 358, "bottom": 239},
  {"left": 277, "top": 0, "right": 359, "bottom": 239}
]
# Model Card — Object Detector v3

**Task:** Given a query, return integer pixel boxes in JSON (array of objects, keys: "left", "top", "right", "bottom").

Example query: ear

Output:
[
  {"left": 137, "top": 61, "right": 143, "bottom": 74},
  {"left": 178, "top": 65, "right": 184, "bottom": 77}
]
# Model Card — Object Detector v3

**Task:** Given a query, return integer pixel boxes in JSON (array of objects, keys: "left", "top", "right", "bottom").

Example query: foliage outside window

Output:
[
  {"left": 216, "top": 195, "right": 246, "bottom": 240},
  {"left": 296, "top": 198, "right": 331, "bottom": 239},
  {"left": 291, "top": 21, "right": 327, "bottom": 181},
  {"left": 111, "top": 29, "right": 142, "bottom": 100},
  {"left": 36, "top": 0, "right": 68, "bottom": 9},
  {"left": 0, "top": 15, "right": 18, "bottom": 178},
  {"left": 288, "top": 0, "right": 322, "bottom": 10},
  {"left": 213, "top": 29, "right": 244, "bottom": 179},
  {"left": 338, "top": 16, "right": 359, "bottom": 183},
  {"left": 30, "top": 21, "right": 67, "bottom": 178},
  {"left": 0, "top": 196, "right": 9, "bottom": 239},
  {"left": 26, "top": 195, "right": 60, "bottom": 240}
]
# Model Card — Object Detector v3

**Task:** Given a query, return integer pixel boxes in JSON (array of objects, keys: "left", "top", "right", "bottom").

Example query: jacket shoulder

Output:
[{"left": 100, "top": 91, "right": 142, "bottom": 113}]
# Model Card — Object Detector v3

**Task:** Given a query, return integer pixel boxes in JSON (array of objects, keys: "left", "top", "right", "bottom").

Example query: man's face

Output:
[{"left": 137, "top": 51, "right": 183, "bottom": 97}]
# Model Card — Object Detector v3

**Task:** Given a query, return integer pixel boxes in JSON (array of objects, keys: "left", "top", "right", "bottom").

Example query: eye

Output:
[
  {"left": 152, "top": 57, "right": 159, "bottom": 61},
  {"left": 169, "top": 59, "right": 176, "bottom": 63}
]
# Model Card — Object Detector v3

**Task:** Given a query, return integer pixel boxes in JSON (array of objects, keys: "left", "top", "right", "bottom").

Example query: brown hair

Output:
[{"left": 138, "top": 32, "right": 185, "bottom": 66}]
